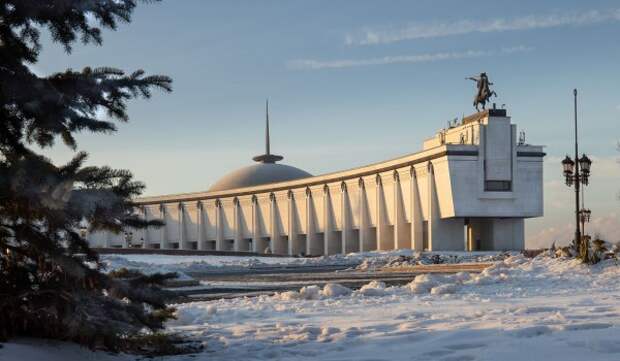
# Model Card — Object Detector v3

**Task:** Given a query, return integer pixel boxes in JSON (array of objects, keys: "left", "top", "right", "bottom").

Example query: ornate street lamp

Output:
[
  {"left": 579, "top": 154, "right": 592, "bottom": 185},
  {"left": 562, "top": 156, "right": 575, "bottom": 186},
  {"left": 561, "top": 89, "right": 593, "bottom": 260}
]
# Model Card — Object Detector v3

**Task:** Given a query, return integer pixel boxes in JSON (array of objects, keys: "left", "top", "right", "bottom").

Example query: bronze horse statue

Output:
[{"left": 467, "top": 73, "right": 497, "bottom": 111}]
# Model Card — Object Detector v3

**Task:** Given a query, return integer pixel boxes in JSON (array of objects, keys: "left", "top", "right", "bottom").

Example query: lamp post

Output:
[
  {"left": 124, "top": 231, "right": 133, "bottom": 248},
  {"left": 579, "top": 208, "right": 591, "bottom": 237},
  {"left": 561, "top": 89, "right": 593, "bottom": 260}
]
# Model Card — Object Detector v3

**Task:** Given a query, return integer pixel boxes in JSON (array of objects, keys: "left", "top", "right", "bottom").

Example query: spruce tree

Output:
[{"left": 0, "top": 0, "right": 185, "bottom": 354}]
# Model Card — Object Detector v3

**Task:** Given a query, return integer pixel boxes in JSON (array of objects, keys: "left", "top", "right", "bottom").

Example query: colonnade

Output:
[
  {"left": 94, "top": 161, "right": 456, "bottom": 255},
  {"left": 89, "top": 109, "right": 542, "bottom": 253}
]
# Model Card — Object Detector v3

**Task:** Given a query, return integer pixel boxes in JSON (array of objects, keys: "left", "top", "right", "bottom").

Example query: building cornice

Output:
[{"left": 136, "top": 144, "right": 481, "bottom": 205}]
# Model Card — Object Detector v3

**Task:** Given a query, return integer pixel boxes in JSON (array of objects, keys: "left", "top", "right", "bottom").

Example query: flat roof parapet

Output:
[{"left": 462, "top": 108, "right": 507, "bottom": 125}]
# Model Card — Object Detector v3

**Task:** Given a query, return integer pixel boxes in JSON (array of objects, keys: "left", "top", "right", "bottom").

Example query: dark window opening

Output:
[{"left": 485, "top": 180, "right": 511, "bottom": 192}]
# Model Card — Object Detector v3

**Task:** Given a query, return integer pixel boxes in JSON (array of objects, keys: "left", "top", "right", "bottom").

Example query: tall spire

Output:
[
  {"left": 265, "top": 99, "right": 270, "bottom": 156},
  {"left": 253, "top": 99, "right": 283, "bottom": 164}
]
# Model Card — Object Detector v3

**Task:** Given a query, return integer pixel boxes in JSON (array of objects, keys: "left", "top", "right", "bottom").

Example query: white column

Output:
[
  {"left": 323, "top": 185, "right": 332, "bottom": 256},
  {"left": 270, "top": 193, "right": 287, "bottom": 255},
  {"left": 427, "top": 162, "right": 439, "bottom": 251},
  {"left": 375, "top": 175, "right": 388, "bottom": 250},
  {"left": 159, "top": 204, "right": 167, "bottom": 249},
  {"left": 341, "top": 182, "right": 354, "bottom": 254},
  {"left": 287, "top": 191, "right": 297, "bottom": 256},
  {"left": 233, "top": 197, "right": 242, "bottom": 252},
  {"left": 197, "top": 201, "right": 206, "bottom": 250},
  {"left": 306, "top": 188, "right": 320, "bottom": 256},
  {"left": 215, "top": 199, "right": 223, "bottom": 251},
  {"left": 178, "top": 203, "right": 185, "bottom": 250},
  {"left": 393, "top": 171, "right": 406, "bottom": 250},
  {"left": 252, "top": 196, "right": 261, "bottom": 253},
  {"left": 358, "top": 178, "right": 368, "bottom": 252},
  {"left": 270, "top": 193, "right": 275, "bottom": 253},
  {"left": 410, "top": 166, "right": 423, "bottom": 251}
]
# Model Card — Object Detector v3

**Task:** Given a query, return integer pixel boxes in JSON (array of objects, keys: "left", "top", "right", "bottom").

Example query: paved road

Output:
[{"left": 172, "top": 262, "right": 492, "bottom": 302}]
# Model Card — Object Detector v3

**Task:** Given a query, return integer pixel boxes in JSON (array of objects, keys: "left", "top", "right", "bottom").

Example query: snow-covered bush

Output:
[
  {"left": 357, "top": 281, "right": 387, "bottom": 296},
  {"left": 300, "top": 286, "right": 322, "bottom": 300},
  {"left": 322, "top": 283, "right": 353, "bottom": 297},
  {"left": 430, "top": 283, "right": 459, "bottom": 295}
]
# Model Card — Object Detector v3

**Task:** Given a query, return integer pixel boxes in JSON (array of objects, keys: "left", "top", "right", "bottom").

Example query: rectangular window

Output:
[{"left": 485, "top": 180, "right": 512, "bottom": 192}]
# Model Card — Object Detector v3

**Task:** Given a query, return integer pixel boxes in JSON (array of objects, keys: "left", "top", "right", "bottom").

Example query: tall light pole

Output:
[
  {"left": 561, "top": 89, "right": 593, "bottom": 260},
  {"left": 573, "top": 88, "right": 581, "bottom": 256}
]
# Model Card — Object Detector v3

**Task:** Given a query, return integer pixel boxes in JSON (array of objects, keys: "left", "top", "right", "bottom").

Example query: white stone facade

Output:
[{"left": 87, "top": 110, "right": 544, "bottom": 254}]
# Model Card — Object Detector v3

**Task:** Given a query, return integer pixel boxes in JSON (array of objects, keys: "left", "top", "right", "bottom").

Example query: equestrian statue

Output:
[{"left": 467, "top": 72, "right": 497, "bottom": 111}]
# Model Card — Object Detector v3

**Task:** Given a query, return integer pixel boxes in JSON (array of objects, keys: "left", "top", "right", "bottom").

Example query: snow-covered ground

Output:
[{"left": 4, "top": 254, "right": 620, "bottom": 361}]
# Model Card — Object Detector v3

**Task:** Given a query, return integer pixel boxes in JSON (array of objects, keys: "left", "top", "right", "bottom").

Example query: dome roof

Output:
[
  {"left": 209, "top": 100, "right": 311, "bottom": 192},
  {"left": 209, "top": 163, "right": 312, "bottom": 192}
]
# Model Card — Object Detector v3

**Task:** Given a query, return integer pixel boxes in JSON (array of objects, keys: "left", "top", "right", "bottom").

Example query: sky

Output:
[{"left": 37, "top": 0, "right": 620, "bottom": 247}]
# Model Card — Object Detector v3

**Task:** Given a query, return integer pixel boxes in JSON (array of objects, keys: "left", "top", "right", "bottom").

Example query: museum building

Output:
[{"left": 87, "top": 107, "right": 544, "bottom": 255}]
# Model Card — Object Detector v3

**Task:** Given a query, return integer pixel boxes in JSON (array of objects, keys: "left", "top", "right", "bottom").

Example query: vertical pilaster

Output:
[
  {"left": 269, "top": 192, "right": 278, "bottom": 254},
  {"left": 233, "top": 197, "right": 242, "bottom": 251},
  {"left": 159, "top": 204, "right": 167, "bottom": 249},
  {"left": 323, "top": 185, "right": 331, "bottom": 256},
  {"left": 197, "top": 201, "right": 205, "bottom": 250},
  {"left": 427, "top": 162, "right": 440, "bottom": 251},
  {"left": 358, "top": 178, "right": 368, "bottom": 252},
  {"left": 287, "top": 191, "right": 297, "bottom": 256},
  {"left": 251, "top": 195, "right": 261, "bottom": 253},
  {"left": 393, "top": 170, "right": 407, "bottom": 250},
  {"left": 215, "top": 199, "right": 223, "bottom": 251},
  {"left": 410, "top": 166, "right": 423, "bottom": 251},
  {"left": 178, "top": 203, "right": 185, "bottom": 250},
  {"left": 340, "top": 182, "right": 350, "bottom": 254},
  {"left": 305, "top": 188, "right": 319, "bottom": 255},
  {"left": 375, "top": 174, "right": 387, "bottom": 250}
]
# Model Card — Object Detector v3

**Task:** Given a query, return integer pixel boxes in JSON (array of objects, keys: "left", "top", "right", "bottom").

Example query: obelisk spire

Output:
[
  {"left": 253, "top": 99, "right": 283, "bottom": 164},
  {"left": 265, "top": 99, "right": 270, "bottom": 156}
]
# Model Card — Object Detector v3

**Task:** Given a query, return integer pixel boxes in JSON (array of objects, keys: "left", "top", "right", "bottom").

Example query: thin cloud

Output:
[
  {"left": 347, "top": 9, "right": 620, "bottom": 45},
  {"left": 288, "top": 46, "right": 532, "bottom": 70}
]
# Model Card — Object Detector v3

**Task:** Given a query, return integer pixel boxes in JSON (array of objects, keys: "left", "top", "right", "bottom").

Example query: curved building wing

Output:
[{"left": 87, "top": 109, "right": 544, "bottom": 255}]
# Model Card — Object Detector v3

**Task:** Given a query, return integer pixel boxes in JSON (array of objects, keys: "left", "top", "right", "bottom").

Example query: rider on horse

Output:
[{"left": 468, "top": 72, "right": 497, "bottom": 111}]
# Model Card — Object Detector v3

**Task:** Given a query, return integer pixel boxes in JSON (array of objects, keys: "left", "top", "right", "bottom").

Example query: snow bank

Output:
[
  {"left": 273, "top": 283, "right": 353, "bottom": 302},
  {"left": 159, "top": 254, "right": 620, "bottom": 360},
  {"left": 356, "top": 280, "right": 387, "bottom": 296},
  {"left": 356, "top": 251, "right": 511, "bottom": 270},
  {"left": 8, "top": 254, "right": 620, "bottom": 361},
  {"left": 430, "top": 283, "right": 459, "bottom": 295},
  {"left": 322, "top": 283, "right": 353, "bottom": 297}
]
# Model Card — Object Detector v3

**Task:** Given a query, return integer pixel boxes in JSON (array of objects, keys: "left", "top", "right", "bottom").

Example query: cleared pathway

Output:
[{"left": 172, "top": 262, "right": 492, "bottom": 302}]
